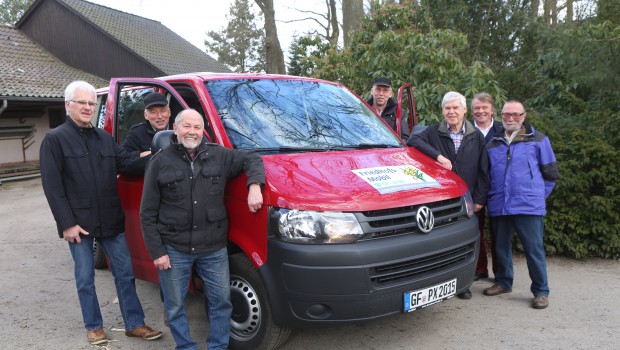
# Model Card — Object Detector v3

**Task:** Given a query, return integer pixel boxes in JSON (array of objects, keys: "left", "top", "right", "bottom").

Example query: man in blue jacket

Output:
[
  {"left": 483, "top": 100, "right": 560, "bottom": 310},
  {"left": 40, "top": 81, "right": 161, "bottom": 345}
]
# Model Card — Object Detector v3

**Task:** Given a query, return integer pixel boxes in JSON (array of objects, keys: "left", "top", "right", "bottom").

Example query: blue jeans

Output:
[
  {"left": 159, "top": 245, "right": 232, "bottom": 350},
  {"left": 492, "top": 215, "right": 549, "bottom": 297},
  {"left": 69, "top": 233, "right": 145, "bottom": 331}
]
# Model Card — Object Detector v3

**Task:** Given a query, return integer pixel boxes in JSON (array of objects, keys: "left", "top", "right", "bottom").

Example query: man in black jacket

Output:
[
  {"left": 121, "top": 92, "right": 171, "bottom": 176},
  {"left": 407, "top": 91, "right": 490, "bottom": 300},
  {"left": 140, "top": 109, "right": 265, "bottom": 350},
  {"left": 40, "top": 81, "right": 161, "bottom": 345},
  {"left": 367, "top": 77, "right": 409, "bottom": 140}
]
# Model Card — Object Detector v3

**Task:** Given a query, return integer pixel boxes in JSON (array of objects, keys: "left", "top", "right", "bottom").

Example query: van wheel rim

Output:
[{"left": 230, "top": 277, "right": 261, "bottom": 339}]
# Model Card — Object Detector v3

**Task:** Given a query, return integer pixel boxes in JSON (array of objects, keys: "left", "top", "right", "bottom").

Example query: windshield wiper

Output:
[
  {"left": 249, "top": 147, "right": 327, "bottom": 154},
  {"left": 352, "top": 143, "right": 401, "bottom": 149},
  {"left": 247, "top": 144, "right": 400, "bottom": 154}
]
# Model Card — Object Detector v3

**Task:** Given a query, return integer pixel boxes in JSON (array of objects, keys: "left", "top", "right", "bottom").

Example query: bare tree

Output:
[
  {"left": 566, "top": 0, "right": 574, "bottom": 24},
  {"left": 280, "top": 0, "right": 340, "bottom": 47},
  {"left": 343, "top": 0, "right": 364, "bottom": 48},
  {"left": 531, "top": 0, "right": 540, "bottom": 17},
  {"left": 326, "top": 0, "right": 339, "bottom": 46},
  {"left": 254, "top": 0, "right": 286, "bottom": 73}
]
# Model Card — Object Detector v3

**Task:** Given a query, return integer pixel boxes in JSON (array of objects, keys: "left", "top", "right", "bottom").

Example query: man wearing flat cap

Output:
[
  {"left": 121, "top": 92, "right": 171, "bottom": 176},
  {"left": 367, "top": 77, "right": 409, "bottom": 140}
]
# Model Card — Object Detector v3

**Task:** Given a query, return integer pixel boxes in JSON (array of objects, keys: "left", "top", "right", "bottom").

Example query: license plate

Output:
[{"left": 403, "top": 279, "right": 457, "bottom": 312}]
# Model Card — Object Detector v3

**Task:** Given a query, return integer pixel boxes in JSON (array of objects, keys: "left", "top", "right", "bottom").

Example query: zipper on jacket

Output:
[{"left": 504, "top": 146, "right": 512, "bottom": 176}]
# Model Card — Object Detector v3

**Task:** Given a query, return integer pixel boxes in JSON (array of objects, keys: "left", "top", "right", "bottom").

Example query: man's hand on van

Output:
[
  {"left": 474, "top": 204, "right": 483, "bottom": 213},
  {"left": 153, "top": 255, "right": 171, "bottom": 270},
  {"left": 248, "top": 183, "right": 263, "bottom": 213},
  {"left": 437, "top": 155, "right": 452, "bottom": 170},
  {"left": 63, "top": 224, "right": 89, "bottom": 244}
]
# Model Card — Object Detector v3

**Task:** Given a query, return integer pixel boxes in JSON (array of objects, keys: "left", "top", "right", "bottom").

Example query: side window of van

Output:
[
  {"left": 95, "top": 94, "right": 107, "bottom": 129},
  {"left": 116, "top": 86, "right": 154, "bottom": 143}
]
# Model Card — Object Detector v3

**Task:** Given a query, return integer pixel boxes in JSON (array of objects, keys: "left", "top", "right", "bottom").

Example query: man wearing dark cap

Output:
[
  {"left": 367, "top": 77, "right": 409, "bottom": 140},
  {"left": 121, "top": 92, "right": 171, "bottom": 176}
]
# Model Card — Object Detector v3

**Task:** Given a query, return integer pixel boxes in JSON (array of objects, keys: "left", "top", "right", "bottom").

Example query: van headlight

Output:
[
  {"left": 463, "top": 192, "right": 475, "bottom": 218},
  {"left": 277, "top": 209, "right": 364, "bottom": 244}
]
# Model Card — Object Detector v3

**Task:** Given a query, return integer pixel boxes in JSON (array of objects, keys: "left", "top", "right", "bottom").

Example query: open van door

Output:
[
  {"left": 395, "top": 83, "right": 418, "bottom": 141},
  {"left": 99, "top": 78, "right": 192, "bottom": 283}
]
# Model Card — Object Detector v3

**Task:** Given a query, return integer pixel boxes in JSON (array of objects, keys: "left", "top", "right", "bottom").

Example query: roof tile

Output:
[
  {"left": 0, "top": 25, "right": 108, "bottom": 99},
  {"left": 60, "top": 0, "right": 230, "bottom": 75}
]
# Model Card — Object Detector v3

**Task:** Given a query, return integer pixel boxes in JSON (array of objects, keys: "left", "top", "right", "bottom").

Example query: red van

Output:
[{"left": 94, "top": 73, "right": 479, "bottom": 350}]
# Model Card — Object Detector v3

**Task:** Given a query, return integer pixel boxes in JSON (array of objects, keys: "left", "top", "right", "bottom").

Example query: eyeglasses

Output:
[
  {"left": 70, "top": 100, "right": 97, "bottom": 107},
  {"left": 501, "top": 112, "right": 525, "bottom": 120}
]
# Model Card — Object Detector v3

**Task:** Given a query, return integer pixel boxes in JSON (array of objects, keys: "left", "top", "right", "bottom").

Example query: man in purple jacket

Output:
[{"left": 483, "top": 100, "right": 560, "bottom": 309}]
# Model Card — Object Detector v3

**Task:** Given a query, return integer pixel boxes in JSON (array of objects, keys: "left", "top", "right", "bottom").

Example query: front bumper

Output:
[{"left": 259, "top": 216, "right": 479, "bottom": 327}]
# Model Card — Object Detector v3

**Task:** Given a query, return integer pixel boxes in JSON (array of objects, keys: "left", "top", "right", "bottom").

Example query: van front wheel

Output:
[{"left": 228, "top": 253, "right": 291, "bottom": 350}]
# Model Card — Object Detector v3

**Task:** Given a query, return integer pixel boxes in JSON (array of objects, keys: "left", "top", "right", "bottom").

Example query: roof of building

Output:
[
  {"left": 0, "top": 25, "right": 108, "bottom": 100},
  {"left": 58, "top": 0, "right": 229, "bottom": 75}
]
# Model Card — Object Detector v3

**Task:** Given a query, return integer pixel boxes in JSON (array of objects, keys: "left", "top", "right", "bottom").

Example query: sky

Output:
[{"left": 87, "top": 0, "right": 326, "bottom": 57}]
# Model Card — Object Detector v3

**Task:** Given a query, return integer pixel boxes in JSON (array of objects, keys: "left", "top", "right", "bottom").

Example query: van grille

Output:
[
  {"left": 355, "top": 197, "right": 466, "bottom": 240},
  {"left": 369, "top": 243, "right": 475, "bottom": 285}
]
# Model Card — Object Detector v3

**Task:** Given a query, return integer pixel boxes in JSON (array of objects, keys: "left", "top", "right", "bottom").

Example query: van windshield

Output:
[{"left": 204, "top": 79, "right": 402, "bottom": 151}]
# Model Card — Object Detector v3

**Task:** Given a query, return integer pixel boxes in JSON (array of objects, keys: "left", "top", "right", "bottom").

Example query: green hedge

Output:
[{"left": 529, "top": 110, "right": 620, "bottom": 259}]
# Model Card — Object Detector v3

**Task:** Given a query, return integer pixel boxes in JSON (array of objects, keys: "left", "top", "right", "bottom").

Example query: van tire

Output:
[
  {"left": 229, "top": 253, "right": 291, "bottom": 350},
  {"left": 93, "top": 239, "right": 107, "bottom": 269}
]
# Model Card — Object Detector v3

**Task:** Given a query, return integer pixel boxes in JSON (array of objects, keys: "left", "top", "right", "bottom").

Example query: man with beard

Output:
[
  {"left": 483, "top": 100, "right": 560, "bottom": 310},
  {"left": 140, "top": 109, "right": 265, "bottom": 350}
]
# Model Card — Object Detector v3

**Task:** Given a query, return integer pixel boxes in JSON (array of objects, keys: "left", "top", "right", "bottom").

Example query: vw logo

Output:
[{"left": 416, "top": 206, "right": 434, "bottom": 233}]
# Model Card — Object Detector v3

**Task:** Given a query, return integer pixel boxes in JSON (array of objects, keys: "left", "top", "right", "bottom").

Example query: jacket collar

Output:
[
  {"left": 438, "top": 118, "right": 476, "bottom": 137},
  {"left": 492, "top": 121, "right": 534, "bottom": 141},
  {"left": 66, "top": 117, "right": 98, "bottom": 138}
]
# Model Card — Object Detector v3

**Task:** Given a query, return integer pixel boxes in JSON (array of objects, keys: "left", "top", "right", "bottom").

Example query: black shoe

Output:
[
  {"left": 457, "top": 289, "right": 472, "bottom": 299},
  {"left": 474, "top": 272, "right": 489, "bottom": 281}
]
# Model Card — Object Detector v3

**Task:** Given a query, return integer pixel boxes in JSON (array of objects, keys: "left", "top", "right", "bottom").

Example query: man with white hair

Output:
[
  {"left": 407, "top": 91, "right": 490, "bottom": 300},
  {"left": 40, "top": 81, "right": 162, "bottom": 345}
]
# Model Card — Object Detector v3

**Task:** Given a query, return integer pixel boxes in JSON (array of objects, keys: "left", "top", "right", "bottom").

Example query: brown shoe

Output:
[
  {"left": 87, "top": 328, "right": 109, "bottom": 345},
  {"left": 125, "top": 325, "right": 163, "bottom": 340},
  {"left": 483, "top": 284, "right": 512, "bottom": 296},
  {"left": 532, "top": 295, "right": 549, "bottom": 309}
]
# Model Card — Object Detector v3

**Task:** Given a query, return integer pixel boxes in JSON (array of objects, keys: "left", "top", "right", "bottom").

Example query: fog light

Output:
[{"left": 306, "top": 304, "right": 332, "bottom": 319}]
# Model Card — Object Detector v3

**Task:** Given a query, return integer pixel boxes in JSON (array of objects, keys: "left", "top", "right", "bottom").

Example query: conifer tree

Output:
[{"left": 205, "top": 0, "right": 265, "bottom": 72}]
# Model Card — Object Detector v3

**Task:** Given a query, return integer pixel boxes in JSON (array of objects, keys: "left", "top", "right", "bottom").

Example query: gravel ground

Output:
[{"left": 1, "top": 178, "right": 618, "bottom": 350}]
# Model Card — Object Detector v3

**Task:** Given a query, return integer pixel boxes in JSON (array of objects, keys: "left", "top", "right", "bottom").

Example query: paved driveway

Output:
[{"left": 1, "top": 179, "right": 618, "bottom": 349}]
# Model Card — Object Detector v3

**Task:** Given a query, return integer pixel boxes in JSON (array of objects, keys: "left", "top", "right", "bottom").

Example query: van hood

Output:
[{"left": 263, "top": 147, "right": 468, "bottom": 211}]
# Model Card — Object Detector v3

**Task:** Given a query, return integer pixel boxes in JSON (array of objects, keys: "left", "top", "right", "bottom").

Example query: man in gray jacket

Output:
[{"left": 140, "top": 109, "right": 265, "bottom": 350}]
